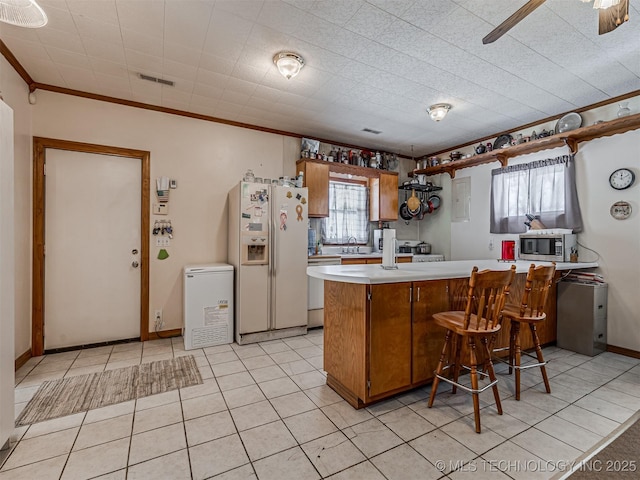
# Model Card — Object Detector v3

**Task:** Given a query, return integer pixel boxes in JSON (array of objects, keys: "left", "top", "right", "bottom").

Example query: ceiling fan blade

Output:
[
  {"left": 483, "top": 0, "right": 546, "bottom": 44},
  {"left": 599, "top": 0, "right": 629, "bottom": 35}
]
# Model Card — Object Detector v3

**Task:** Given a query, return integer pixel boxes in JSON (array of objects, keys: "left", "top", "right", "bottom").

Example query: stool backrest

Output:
[
  {"left": 518, "top": 263, "right": 557, "bottom": 317},
  {"left": 464, "top": 265, "right": 516, "bottom": 331}
]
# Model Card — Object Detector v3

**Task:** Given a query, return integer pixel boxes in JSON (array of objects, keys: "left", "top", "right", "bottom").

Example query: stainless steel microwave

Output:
[{"left": 519, "top": 233, "right": 576, "bottom": 262}]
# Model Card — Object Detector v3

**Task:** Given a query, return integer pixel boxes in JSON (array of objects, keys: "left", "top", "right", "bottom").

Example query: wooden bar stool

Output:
[
  {"left": 493, "top": 263, "right": 556, "bottom": 400},
  {"left": 428, "top": 265, "right": 516, "bottom": 433}
]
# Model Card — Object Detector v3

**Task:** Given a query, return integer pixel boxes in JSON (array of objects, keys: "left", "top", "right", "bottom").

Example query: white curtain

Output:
[
  {"left": 490, "top": 155, "right": 583, "bottom": 233},
  {"left": 321, "top": 181, "right": 369, "bottom": 244}
]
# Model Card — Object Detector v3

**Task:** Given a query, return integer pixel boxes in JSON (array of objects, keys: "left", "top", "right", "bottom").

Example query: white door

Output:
[
  {"left": 44, "top": 149, "right": 141, "bottom": 350},
  {"left": 272, "top": 186, "right": 308, "bottom": 330}
]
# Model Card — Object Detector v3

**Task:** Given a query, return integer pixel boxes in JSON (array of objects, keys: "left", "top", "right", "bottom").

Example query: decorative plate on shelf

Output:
[
  {"left": 493, "top": 134, "right": 513, "bottom": 150},
  {"left": 555, "top": 112, "right": 583, "bottom": 134}
]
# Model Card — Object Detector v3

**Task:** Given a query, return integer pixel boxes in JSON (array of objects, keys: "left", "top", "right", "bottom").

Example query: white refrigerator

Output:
[{"left": 228, "top": 182, "right": 308, "bottom": 344}]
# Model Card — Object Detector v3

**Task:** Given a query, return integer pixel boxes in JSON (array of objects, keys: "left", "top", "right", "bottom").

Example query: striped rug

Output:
[{"left": 15, "top": 355, "right": 202, "bottom": 426}]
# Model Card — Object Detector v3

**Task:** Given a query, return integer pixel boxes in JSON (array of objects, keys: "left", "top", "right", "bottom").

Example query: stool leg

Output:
[
  {"left": 513, "top": 322, "right": 522, "bottom": 400},
  {"left": 468, "top": 336, "right": 481, "bottom": 433},
  {"left": 508, "top": 320, "right": 516, "bottom": 375},
  {"left": 530, "top": 324, "right": 551, "bottom": 394},
  {"left": 482, "top": 336, "right": 503, "bottom": 416},
  {"left": 451, "top": 334, "right": 463, "bottom": 395},
  {"left": 429, "top": 330, "right": 451, "bottom": 408}
]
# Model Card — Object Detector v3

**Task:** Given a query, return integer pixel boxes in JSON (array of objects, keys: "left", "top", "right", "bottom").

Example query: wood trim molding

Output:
[
  {"left": 0, "top": 39, "right": 34, "bottom": 89},
  {"left": 32, "top": 137, "right": 151, "bottom": 355},
  {"left": 2, "top": 41, "right": 638, "bottom": 160},
  {"left": 15, "top": 349, "right": 32, "bottom": 371},
  {"left": 148, "top": 328, "right": 182, "bottom": 340},
  {"left": 607, "top": 344, "right": 640, "bottom": 360}
]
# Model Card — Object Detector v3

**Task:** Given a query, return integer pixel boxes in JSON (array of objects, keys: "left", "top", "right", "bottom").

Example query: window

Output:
[
  {"left": 490, "top": 155, "right": 583, "bottom": 233},
  {"left": 321, "top": 181, "right": 369, "bottom": 244}
]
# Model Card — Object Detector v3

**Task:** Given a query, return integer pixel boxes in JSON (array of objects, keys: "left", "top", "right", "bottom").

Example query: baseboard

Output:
[
  {"left": 14, "top": 349, "right": 32, "bottom": 371},
  {"left": 607, "top": 344, "right": 640, "bottom": 359},
  {"left": 148, "top": 328, "right": 182, "bottom": 340}
]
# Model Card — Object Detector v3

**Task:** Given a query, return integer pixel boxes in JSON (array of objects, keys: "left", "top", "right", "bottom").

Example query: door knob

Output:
[{"left": 131, "top": 261, "right": 139, "bottom": 268}]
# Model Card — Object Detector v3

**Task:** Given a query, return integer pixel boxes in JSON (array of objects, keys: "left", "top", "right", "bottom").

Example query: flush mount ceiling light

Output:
[
  {"left": 0, "top": 0, "right": 48, "bottom": 28},
  {"left": 427, "top": 103, "right": 451, "bottom": 122},
  {"left": 273, "top": 52, "right": 305, "bottom": 79}
]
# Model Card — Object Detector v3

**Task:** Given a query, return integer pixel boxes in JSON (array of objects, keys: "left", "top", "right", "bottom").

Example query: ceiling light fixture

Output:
[
  {"left": 0, "top": 0, "right": 48, "bottom": 28},
  {"left": 427, "top": 103, "right": 451, "bottom": 122},
  {"left": 592, "top": 0, "right": 621, "bottom": 9},
  {"left": 273, "top": 52, "right": 304, "bottom": 79}
]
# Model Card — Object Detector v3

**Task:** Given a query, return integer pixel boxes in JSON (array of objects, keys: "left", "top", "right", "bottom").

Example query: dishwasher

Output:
[{"left": 307, "top": 256, "right": 341, "bottom": 328}]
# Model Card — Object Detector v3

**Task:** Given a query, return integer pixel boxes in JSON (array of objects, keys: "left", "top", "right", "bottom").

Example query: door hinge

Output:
[
  {"left": 43, "top": 244, "right": 46, "bottom": 255},
  {"left": 367, "top": 379, "right": 371, "bottom": 392},
  {"left": 367, "top": 291, "right": 372, "bottom": 301}
]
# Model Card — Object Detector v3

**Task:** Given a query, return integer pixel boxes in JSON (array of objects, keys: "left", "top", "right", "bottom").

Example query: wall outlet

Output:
[{"left": 154, "top": 309, "right": 163, "bottom": 330}]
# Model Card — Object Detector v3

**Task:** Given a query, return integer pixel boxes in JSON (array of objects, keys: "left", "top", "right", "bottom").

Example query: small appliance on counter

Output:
[{"left": 519, "top": 232, "right": 576, "bottom": 262}]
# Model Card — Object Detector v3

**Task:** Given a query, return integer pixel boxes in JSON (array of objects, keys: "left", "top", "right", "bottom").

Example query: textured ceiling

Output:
[{"left": 1, "top": 0, "right": 639, "bottom": 156}]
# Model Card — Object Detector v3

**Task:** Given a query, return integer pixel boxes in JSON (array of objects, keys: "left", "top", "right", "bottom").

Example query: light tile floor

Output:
[{"left": 1, "top": 330, "right": 639, "bottom": 479}]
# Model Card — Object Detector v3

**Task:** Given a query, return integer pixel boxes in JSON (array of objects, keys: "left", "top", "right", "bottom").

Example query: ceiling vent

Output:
[
  {"left": 138, "top": 73, "right": 174, "bottom": 87},
  {"left": 362, "top": 128, "right": 382, "bottom": 134}
]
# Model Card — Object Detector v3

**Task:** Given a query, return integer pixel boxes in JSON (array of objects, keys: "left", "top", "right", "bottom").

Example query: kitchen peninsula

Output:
[{"left": 307, "top": 260, "right": 598, "bottom": 408}]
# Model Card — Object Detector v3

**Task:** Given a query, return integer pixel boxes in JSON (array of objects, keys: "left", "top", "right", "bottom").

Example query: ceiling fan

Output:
[{"left": 482, "top": 0, "right": 630, "bottom": 44}]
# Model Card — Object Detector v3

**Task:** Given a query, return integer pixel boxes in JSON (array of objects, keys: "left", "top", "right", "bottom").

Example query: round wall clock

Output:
[
  {"left": 609, "top": 168, "right": 635, "bottom": 190},
  {"left": 610, "top": 201, "right": 632, "bottom": 220}
]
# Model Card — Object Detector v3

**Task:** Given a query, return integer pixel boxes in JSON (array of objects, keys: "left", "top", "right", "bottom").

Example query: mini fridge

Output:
[{"left": 183, "top": 264, "right": 234, "bottom": 350}]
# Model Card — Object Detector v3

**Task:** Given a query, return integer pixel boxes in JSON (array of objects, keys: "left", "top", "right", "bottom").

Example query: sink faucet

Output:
[{"left": 347, "top": 236, "right": 358, "bottom": 254}]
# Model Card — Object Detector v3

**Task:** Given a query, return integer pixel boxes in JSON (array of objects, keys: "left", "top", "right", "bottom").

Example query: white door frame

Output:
[{"left": 32, "top": 137, "right": 150, "bottom": 356}]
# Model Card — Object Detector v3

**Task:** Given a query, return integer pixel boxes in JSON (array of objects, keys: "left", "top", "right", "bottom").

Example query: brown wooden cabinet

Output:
[
  {"left": 340, "top": 256, "right": 412, "bottom": 265},
  {"left": 297, "top": 159, "right": 398, "bottom": 220},
  {"left": 296, "top": 159, "right": 329, "bottom": 217},
  {"left": 323, "top": 272, "right": 559, "bottom": 408},
  {"left": 412, "top": 280, "right": 449, "bottom": 384},
  {"left": 369, "top": 283, "right": 412, "bottom": 397},
  {"left": 369, "top": 172, "right": 398, "bottom": 222}
]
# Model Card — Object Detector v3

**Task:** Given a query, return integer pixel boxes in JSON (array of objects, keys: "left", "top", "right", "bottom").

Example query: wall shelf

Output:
[
  {"left": 398, "top": 183, "right": 443, "bottom": 193},
  {"left": 413, "top": 113, "right": 640, "bottom": 178}
]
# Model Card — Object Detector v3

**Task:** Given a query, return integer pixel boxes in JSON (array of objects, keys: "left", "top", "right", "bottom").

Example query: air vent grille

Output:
[
  {"left": 362, "top": 128, "right": 382, "bottom": 134},
  {"left": 138, "top": 73, "right": 174, "bottom": 87}
]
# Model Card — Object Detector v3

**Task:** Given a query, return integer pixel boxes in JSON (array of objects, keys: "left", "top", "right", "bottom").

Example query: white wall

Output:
[
  {"left": 32, "top": 91, "right": 300, "bottom": 335},
  {"left": 0, "top": 55, "right": 32, "bottom": 360},
  {"left": 419, "top": 124, "right": 640, "bottom": 351}
]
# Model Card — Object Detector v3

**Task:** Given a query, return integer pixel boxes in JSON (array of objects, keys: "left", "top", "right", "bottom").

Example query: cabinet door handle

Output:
[{"left": 417, "top": 287, "right": 420, "bottom": 303}]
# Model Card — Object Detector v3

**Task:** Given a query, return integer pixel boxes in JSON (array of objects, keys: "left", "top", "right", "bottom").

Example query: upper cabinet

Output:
[
  {"left": 297, "top": 159, "right": 329, "bottom": 217},
  {"left": 297, "top": 159, "right": 399, "bottom": 221},
  {"left": 416, "top": 113, "right": 640, "bottom": 178},
  {"left": 370, "top": 172, "right": 398, "bottom": 222}
]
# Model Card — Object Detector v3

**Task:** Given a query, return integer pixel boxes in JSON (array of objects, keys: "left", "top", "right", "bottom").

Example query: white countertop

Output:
[{"left": 306, "top": 259, "right": 598, "bottom": 284}]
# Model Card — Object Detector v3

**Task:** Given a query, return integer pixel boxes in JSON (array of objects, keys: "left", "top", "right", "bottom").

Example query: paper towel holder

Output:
[{"left": 380, "top": 237, "right": 398, "bottom": 270}]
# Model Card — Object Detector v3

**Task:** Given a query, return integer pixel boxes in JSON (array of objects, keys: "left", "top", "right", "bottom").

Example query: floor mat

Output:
[{"left": 15, "top": 355, "right": 202, "bottom": 426}]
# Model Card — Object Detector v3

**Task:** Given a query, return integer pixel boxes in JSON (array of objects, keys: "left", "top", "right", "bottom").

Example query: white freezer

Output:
[{"left": 183, "top": 264, "right": 234, "bottom": 350}]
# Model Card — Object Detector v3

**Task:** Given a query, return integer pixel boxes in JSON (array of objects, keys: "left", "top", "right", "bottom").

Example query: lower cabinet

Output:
[
  {"left": 324, "top": 279, "right": 450, "bottom": 406},
  {"left": 412, "top": 280, "right": 449, "bottom": 384},
  {"left": 369, "top": 283, "right": 412, "bottom": 397},
  {"left": 323, "top": 273, "right": 557, "bottom": 408}
]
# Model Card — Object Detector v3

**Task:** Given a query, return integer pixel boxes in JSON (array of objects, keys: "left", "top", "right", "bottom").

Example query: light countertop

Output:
[{"left": 307, "top": 259, "right": 598, "bottom": 284}]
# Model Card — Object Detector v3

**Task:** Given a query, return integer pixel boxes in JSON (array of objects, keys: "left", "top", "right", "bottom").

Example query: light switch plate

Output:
[
  {"left": 153, "top": 203, "right": 169, "bottom": 215},
  {"left": 155, "top": 237, "right": 170, "bottom": 247}
]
